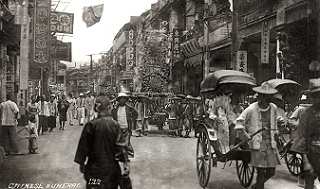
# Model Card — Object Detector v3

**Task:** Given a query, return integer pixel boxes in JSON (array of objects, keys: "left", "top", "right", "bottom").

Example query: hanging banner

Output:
[
  {"left": 261, "top": 21, "right": 270, "bottom": 64},
  {"left": 236, "top": 51, "right": 247, "bottom": 72},
  {"left": 82, "top": 4, "right": 104, "bottom": 27},
  {"left": 172, "top": 29, "right": 182, "bottom": 63},
  {"left": 19, "top": 0, "right": 29, "bottom": 90},
  {"left": 126, "top": 29, "right": 135, "bottom": 70},
  {"left": 49, "top": 59, "right": 57, "bottom": 84},
  {"left": 50, "top": 11, "right": 74, "bottom": 34},
  {"left": 33, "top": 0, "right": 51, "bottom": 64}
]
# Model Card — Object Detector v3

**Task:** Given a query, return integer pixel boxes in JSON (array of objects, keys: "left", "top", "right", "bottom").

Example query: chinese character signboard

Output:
[
  {"left": 33, "top": 0, "right": 51, "bottom": 64},
  {"left": 172, "top": 29, "right": 181, "bottom": 63},
  {"left": 50, "top": 42, "right": 72, "bottom": 62},
  {"left": 29, "top": 64, "right": 41, "bottom": 80},
  {"left": 236, "top": 51, "right": 247, "bottom": 72},
  {"left": 49, "top": 59, "right": 57, "bottom": 84},
  {"left": 261, "top": 22, "right": 269, "bottom": 64},
  {"left": 126, "top": 29, "right": 135, "bottom": 70},
  {"left": 19, "top": 0, "right": 29, "bottom": 90},
  {"left": 50, "top": 11, "right": 74, "bottom": 34}
]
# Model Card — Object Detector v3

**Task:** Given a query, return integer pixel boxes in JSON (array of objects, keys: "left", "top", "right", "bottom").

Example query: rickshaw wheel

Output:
[
  {"left": 236, "top": 160, "right": 255, "bottom": 188},
  {"left": 285, "top": 152, "right": 302, "bottom": 176},
  {"left": 196, "top": 130, "right": 211, "bottom": 188}
]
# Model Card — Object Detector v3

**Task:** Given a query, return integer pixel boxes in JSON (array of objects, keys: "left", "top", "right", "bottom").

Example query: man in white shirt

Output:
[
  {"left": 0, "top": 94, "right": 20, "bottom": 156},
  {"left": 111, "top": 93, "right": 138, "bottom": 158},
  {"left": 76, "top": 93, "right": 86, "bottom": 126}
]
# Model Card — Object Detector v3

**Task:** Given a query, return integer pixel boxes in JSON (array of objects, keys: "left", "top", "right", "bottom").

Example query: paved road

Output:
[{"left": 0, "top": 119, "right": 319, "bottom": 189}]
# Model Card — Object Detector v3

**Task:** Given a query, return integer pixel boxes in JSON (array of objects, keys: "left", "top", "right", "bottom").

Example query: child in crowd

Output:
[{"left": 25, "top": 116, "right": 38, "bottom": 154}]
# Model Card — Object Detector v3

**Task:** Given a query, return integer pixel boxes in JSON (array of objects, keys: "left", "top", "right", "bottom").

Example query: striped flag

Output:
[{"left": 82, "top": 4, "right": 104, "bottom": 27}]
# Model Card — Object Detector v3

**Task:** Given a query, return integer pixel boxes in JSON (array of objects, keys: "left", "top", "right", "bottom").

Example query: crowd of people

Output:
[{"left": 2, "top": 77, "right": 320, "bottom": 189}]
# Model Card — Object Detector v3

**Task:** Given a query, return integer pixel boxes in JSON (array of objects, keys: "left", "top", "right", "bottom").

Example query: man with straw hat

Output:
[
  {"left": 111, "top": 92, "right": 138, "bottom": 158},
  {"left": 291, "top": 78, "right": 320, "bottom": 189},
  {"left": 235, "top": 81, "right": 281, "bottom": 189}
]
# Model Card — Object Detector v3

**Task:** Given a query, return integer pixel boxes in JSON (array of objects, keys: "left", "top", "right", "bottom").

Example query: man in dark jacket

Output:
[
  {"left": 111, "top": 93, "right": 138, "bottom": 158},
  {"left": 74, "top": 95, "right": 129, "bottom": 189},
  {"left": 291, "top": 78, "right": 320, "bottom": 189}
]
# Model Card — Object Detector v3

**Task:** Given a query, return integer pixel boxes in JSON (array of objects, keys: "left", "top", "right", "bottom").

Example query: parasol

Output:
[{"left": 267, "top": 78, "right": 302, "bottom": 102}]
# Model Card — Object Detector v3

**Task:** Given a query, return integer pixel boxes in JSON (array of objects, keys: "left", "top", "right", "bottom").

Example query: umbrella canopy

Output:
[
  {"left": 267, "top": 78, "right": 302, "bottom": 102},
  {"left": 200, "top": 70, "right": 257, "bottom": 93}
]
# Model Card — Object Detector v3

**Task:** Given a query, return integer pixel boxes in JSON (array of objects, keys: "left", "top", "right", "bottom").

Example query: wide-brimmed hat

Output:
[
  {"left": 308, "top": 78, "right": 320, "bottom": 94},
  {"left": 253, "top": 81, "right": 278, "bottom": 95},
  {"left": 116, "top": 92, "right": 130, "bottom": 101}
]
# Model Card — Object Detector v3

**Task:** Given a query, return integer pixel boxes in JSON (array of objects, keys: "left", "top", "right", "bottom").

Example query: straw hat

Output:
[
  {"left": 79, "top": 93, "right": 84, "bottom": 97},
  {"left": 308, "top": 78, "right": 320, "bottom": 94},
  {"left": 116, "top": 92, "right": 130, "bottom": 101},
  {"left": 253, "top": 81, "right": 278, "bottom": 95}
]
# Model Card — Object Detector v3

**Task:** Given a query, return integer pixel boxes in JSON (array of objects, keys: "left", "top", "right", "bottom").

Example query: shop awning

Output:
[
  {"left": 184, "top": 53, "right": 203, "bottom": 68},
  {"left": 180, "top": 38, "right": 202, "bottom": 57}
]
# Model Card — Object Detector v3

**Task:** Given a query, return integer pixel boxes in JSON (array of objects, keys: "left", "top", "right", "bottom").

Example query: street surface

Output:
[{"left": 1, "top": 119, "right": 320, "bottom": 189}]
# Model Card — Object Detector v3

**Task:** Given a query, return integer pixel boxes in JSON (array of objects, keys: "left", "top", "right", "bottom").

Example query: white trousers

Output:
[{"left": 77, "top": 107, "right": 85, "bottom": 125}]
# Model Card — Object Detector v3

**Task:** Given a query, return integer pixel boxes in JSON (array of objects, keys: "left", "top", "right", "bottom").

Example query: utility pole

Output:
[
  {"left": 231, "top": 0, "right": 238, "bottom": 70},
  {"left": 87, "top": 54, "right": 93, "bottom": 72}
]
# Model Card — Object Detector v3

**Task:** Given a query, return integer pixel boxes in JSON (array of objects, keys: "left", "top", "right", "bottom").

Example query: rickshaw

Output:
[
  {"left": 268, "top": 78, "right": 303, "bottom": 177},
  {"left": 195, "top": 70, "right": 257, "bottom": 188}
]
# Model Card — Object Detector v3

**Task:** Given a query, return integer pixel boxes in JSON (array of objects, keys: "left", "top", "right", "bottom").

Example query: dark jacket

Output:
[
  {"left": 111, "top": 104, "right": 138, "bottom": 131},
  {"left": 74, "top": 116, "right": 128, "bottom": 185}
]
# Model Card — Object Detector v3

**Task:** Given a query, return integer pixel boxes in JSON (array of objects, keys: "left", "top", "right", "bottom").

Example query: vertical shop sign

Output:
[
  {"left": 33, "top": 0, "right": 51, "bottom": 64},
  {"left": 172, "top": 29, "right": 181, "bottom": 63},
  {"left": 1, "top": 45, "right": 8, "bottom": 101},
  {"left": 126, "top": 29, "right": 135, "bottom": 70},
  {"left": 19, "top": 0, "right": 29, "bottom": 90},
  {"left": 50, "top": 59, "right": 57, "bottom": 84},
  {"left": 236, "top": 51, "right": 247, "bottom": 72},
  {"left": 261, "top": 22, "right": 270, "bottom": 64}
]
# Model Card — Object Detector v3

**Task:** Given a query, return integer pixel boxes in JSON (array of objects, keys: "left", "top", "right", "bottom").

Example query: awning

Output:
[
  {"left": 184, "top": 53, "right": 203, "bottom": 68},
  {"left": 180, "top": 38, "right": 202, "bottom": 57}
]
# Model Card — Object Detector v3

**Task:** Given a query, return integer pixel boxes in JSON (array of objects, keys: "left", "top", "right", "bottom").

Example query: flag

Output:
[{"left": 82, "top": 4, "right": 104, "bottom": 27}]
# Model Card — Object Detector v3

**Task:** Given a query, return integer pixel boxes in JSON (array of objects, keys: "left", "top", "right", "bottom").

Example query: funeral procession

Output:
[{"left": 2, "top": 0, "right": 320, "bottom": 189}]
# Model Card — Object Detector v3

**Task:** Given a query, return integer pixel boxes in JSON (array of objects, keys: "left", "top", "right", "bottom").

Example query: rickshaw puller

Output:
[{"left": 235, "top": 81, "right": 281, "bottom": 189}]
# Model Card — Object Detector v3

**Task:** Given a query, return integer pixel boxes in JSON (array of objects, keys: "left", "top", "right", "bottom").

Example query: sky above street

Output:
[
  {"left": 55, "top": 0, "right": 232, "bottom": 67},
  {"left": 54, "top": 0, "right": 157, "bottom": 67}
]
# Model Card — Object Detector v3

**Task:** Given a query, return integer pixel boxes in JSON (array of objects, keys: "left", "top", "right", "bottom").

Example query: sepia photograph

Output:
[{"left": 1, "top": 0, "right": 320, "bottom": 189}]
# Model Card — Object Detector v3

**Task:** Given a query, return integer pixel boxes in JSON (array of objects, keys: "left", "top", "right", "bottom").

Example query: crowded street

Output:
[
  {"left": 1, "top": 119, "right": 319, "bottom": 189},
  {"left": 1, "top": 0, "right": 320, "bottom": 189}
]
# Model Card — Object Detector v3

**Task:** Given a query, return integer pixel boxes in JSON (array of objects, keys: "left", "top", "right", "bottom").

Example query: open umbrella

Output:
[{"left": 267, "top": 78, "right": 302, "bottom": 103}]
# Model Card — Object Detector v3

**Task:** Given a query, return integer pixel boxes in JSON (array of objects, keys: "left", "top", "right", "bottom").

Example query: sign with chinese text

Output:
[
  {"left": 1, "top": 45, "right": 7, "bottom": 101},
  {"left": 33, "top": 0, "right": 51, "bottom": 64},
  {"left": 261, "top": 22, "right": 269, "bottom": 64},
  {"left": 19, "top": 0, "right": 29, "bottom": 90},
  {"left": 50, "top": 42, "right": 72, "bottom": 62},
  {"left": 50, "top": 11, "right": 74, "bottom": 34},
  {"left": 236, "top": 51, "right": 247, "bottom": 72},
  {"left": 172, "top": 29, "right": 181, "bottom": 63},
  {"left": 126, "top": 29, "right": 135, "bottom": 70},
  {"left": 49, "top": 59, "right": 57, "bottom": 84},
  {"left": 29, "top": 64, "right": 41, "bottom": 80}
]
